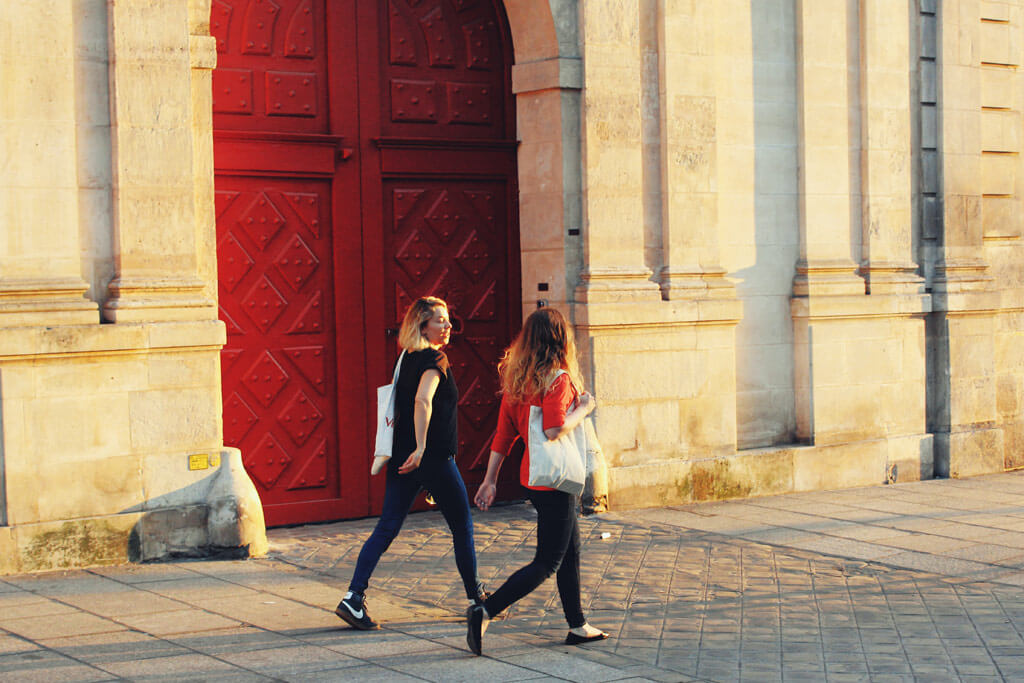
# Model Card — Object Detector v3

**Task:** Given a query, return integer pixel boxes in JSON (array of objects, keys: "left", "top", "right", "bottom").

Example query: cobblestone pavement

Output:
[{"left": 3, "top": 473, "right": 1024, "bottom": 681}]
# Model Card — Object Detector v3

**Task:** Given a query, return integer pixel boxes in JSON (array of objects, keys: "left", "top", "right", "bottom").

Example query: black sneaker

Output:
[
  {"left": 335, "top": 591, "right": 379, "bottom": 630},
  {"left": 466, "top": 604, "right": 487, "bottom": 655}
]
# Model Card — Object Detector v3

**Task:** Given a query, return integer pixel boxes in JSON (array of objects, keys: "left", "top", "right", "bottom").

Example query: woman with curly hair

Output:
[{"left": 467, "top": 306, "right": 607, "bottom": 655}]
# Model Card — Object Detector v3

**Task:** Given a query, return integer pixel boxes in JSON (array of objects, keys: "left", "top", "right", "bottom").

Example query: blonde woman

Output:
[
  {"left": 335, "top": 297, "right": 483, "bottom": 630},
  {"left": 468, "top": 307, "right": 607, "bottom": 655}
]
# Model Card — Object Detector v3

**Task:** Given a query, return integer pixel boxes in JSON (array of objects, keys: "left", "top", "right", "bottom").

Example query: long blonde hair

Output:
[
  {"left": 497, "top": 307, "right": 584, "bottom": 402},
  {"left": 398, "top": 296, "right": 448, "bottom": 351}
]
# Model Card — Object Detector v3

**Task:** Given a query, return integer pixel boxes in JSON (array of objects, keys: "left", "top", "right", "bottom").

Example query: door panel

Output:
[{"left": 214, "top": 0, "right": 519, "bottom": 525}]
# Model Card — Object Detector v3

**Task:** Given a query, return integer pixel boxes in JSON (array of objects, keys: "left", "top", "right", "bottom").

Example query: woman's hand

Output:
[
  {"left": 474, "top": 481, "right": 497, "bottom": 510},
  {"left": 577, "top": 392, "right": 596, "bottom": 415},
  {"left": 398, "top": 448, "right": 424, "bottom": 474}
]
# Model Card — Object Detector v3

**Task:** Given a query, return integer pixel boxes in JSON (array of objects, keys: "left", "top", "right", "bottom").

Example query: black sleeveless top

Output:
[{"left": 391, "top": 348, "right": 459, "bottom": 470}]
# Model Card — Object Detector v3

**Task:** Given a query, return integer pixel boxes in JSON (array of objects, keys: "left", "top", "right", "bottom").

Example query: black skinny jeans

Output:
[{"left": 483, "top": 488, "right": 585, "bottom": 629}]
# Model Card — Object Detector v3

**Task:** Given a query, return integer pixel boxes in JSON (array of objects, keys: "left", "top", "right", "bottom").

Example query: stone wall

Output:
[{"left": 0, "top": 0, "right": 265, "bottom": 574}]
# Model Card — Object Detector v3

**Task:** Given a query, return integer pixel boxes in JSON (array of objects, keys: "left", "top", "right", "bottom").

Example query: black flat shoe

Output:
[{"left": 565, "top": 630, "right": 609, "bottom": 645}]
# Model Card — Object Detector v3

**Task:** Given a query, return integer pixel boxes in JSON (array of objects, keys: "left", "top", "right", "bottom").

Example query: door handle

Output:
[{"left": 337, "top": 147, "right": 354, "bottom": 162}]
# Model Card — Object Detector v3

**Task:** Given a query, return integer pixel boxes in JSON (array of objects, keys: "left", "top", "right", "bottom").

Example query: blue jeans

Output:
[{"left": 349, "top": 456, "right": 482, "bottom": 600}]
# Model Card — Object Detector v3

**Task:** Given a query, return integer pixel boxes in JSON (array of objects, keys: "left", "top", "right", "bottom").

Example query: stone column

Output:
[
  {"left": 791, "top": 0, "right": 932, "bottom": 485},
  {"left": 859, "top": 0, "right": 924, "bottom": 294},
  {"left": 103, "top": 0, "right": 216, "bottom": 322},
  {"left": 928, "top": 0, "right": 1004, "bottom": 477},
  {"left": 0, "top": 0, "right": 98, "bottom": 325},
  {"left": 656, "top": 0, "right": 730, "bottom": 298},
  {"left": 793, "top": 0, "right": 865, "bottom": 297},
  {"left": 575, "top": 0, "right": 661, "bottom": 303}
]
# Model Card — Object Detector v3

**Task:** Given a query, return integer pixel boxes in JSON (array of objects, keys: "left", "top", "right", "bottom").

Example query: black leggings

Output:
[{"left": 483, "top": 488, "right": 586, "bottom": 629}]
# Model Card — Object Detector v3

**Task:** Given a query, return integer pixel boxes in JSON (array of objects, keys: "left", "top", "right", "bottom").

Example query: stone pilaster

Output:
[
  {"left": 575, "top": 0, "right": 660, "bottom": 304},
  {"left": 103, "top": 0, "right": 216, "bottom": 322},
  {"left": 859, "top": 0, "right": 924, "bottom": 295},
  {"left": 656, "top": 0, "right": 732, "bottom": 299},
  {"left": 0, "top": 1, "right": 98, "bottom": 325},
  {"left": 793, "top": 0, "right": 864, "bottom": 297},
  {"left": 928, "top": 0, "right": 1004, "bottom": 477}
]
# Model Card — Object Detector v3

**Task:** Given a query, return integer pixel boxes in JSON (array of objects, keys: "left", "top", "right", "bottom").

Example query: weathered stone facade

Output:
[{"left": 1, "top": 0, "right": 1022, "bottom": 571}]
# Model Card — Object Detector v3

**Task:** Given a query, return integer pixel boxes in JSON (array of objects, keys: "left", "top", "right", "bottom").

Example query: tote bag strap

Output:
[{"left": 391, "top": 350, "right": 406, "bottom": 384}]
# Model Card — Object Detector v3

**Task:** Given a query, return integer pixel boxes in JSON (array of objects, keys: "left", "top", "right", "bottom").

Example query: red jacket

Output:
[{"left": 490, "top": 373, "right": 578, "bottom": 490}]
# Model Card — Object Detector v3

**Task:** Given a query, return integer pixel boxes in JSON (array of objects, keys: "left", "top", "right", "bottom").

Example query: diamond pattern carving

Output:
[
  {"left": 283, "top": 192, "right": 320, "bottom": 237},
  {"left": 394, "top": 189, "right": 423, "bottom": 225},
  {"left": 286, "top": 438, "right": 327, "bottom": 490},
  {"left": 241, "top": 275, "right": 287, "bottom": 333},
  {"left": 239, "top": 192, "right": 286, "bottom": 251},
  {"left": 244, "top": 432, "right": 291, "bottom": 489},
  {"left": 243, "top": 350, "right": 290, "bottom": 408},
  {"left": 275, "top": 234, "right": 319, "bottom": 292},
  {"left": 286, "top": 290, "right": 324, "bottom": 334},
  {"left": 454, "top": 229, "right": 490, "bottom": 278},
  {"left": 224, "top": 392, "right": 259, "bottom": 444},
  {"left": 279, "top": 390, "right": 323, "bottom": 445},
  {"left": 216, "top": 190, "right": 240, "bottom": 219},
  {"left": 424, "top": 191, "right": 465, "bottom": 243},
  {"left": 466, "top": 280, "right": 496, "bottom": 320},
  {"left": 458, "top": 376, "right": 496, "bottom": 429},
  {"left": 395, "top": 229, "right": 435, "bottom": 280},
  {"left": 219, "top": 233, "right": 254, "bottom": 292},
  {"left": 284, "top": 346, "right": 326, "bottom": 394}
]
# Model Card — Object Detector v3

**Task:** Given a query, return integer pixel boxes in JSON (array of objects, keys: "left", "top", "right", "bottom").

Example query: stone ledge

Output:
[
  {"left": 608, "top": 434, "right": 936, "bottom": 511},
  {"left": 792, "top": 292, "right": 932, "bottom": 320},
  {"left": 0, "top": 320, "right": 226, "bottom": 360}
]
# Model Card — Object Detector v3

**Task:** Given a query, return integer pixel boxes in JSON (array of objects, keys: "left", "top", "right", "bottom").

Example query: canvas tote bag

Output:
[
  {"left": 371, "top": 350, "right": 405, "bottom": 475},
  {"left": 527, "top": 370, "right": 587, "bottom": 496}
]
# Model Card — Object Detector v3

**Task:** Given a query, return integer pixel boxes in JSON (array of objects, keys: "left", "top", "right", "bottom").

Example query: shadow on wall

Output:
[{"left": 120, "top": 448, "right": 269, "bottom": 562}]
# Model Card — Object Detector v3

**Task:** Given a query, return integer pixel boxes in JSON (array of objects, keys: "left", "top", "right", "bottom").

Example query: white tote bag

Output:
[
  {"left": 371, "top": 350, "right": 405, "bottom": 475},
  {"left": 526, "top": 371, "right": 587, "bottom": 496}
]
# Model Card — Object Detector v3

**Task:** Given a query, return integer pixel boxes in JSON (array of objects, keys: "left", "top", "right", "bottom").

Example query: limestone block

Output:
[
  {"left": 0, "top": 528, "right": 18, "bottom": 574},
  {"left": 129, "top": 388, "right": 221, "bottom": 452},
  {"left": 981, "top": 67, "right": 1014, "bottom": 108},
  {"left": 638, "top": 400, "right": 681, "bottom": 452},
  {"left": 885, "top": 433, "right": 935, "bottom": 482},
  {"left": 997, "top": 373, "right": 1020, "bottom": 417},
  {"left": 27, "top": 394, "right": 132, "bottom": 463},
  {"left": 983, "top": 196, "right": 1020, "bottom": 238},
  {"left": 139, "top": 452, "right": 220, "bottom": 511},
  {"left": 148, "top": 353, "right": 219, "bottom": 389},
  {"left": 593, "top": 403, "right": 639, "bottom": 465},
  {"left": 737, "top": 387, "right": 797, "bottom": 448},
  {"left": 679, "top": 392, "right": 737, "bottom": 454},
  {"left": 689, "top": 450, "right": 795, "bottom": 502},
  {"left": 949, "top": 376, "right": 998, "bottom": 425},
  {"left": 981, "top": 109, "right": 1019, "bottom": 152},
  {"left": 980, "top": 20, "right": 1013, "bottom": 65},
  {"left": 793, "top": 439, "right": 888, "bottom": 492},
  {"left": 810, "top": 384, "right": 887, "bottom": 445},
  {"left": 941, "top": 428, "right": 1005, "bottom": 478},
  {"left": 592, "top": 349, "right": 698, "bottom": 401},
  {"left": 137, "top": 504, "right": 209, "bottom": 561},
  {"left": 981, "top": 153, "right": 1016, "bottom": 196},
  {"left": 736, "top": 342, "right": 793, "bottom": 392},
  {"left": 14, "top": 514, "right": 142, "bottom": 573},
  {"left": 31, "top": 455, "right": 144, "bottom": 525},
  {"left": 34, "top": 358, "right": 148, "bottom": 397},
  {"left": 1002, "top": 419, "right": 1024, "bottom": 469},
  {"left": 517, "top": 142, "right": 561, "bottom": 195},
  {"left": 521, "top": 248, "right": 568, "bottom": 305},
  {"left": 608, "top": 459, "right": 694, "bottom": 510}
]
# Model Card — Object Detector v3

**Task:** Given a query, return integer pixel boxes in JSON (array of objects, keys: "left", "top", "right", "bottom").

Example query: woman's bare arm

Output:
[{"left": 397, "top": 368, "right": 441, "bottom": 473}]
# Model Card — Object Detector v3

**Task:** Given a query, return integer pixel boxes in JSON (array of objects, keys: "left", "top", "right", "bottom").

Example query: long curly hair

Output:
[{"left": 497, "top": 307, "right": 584, "bottom": 402}]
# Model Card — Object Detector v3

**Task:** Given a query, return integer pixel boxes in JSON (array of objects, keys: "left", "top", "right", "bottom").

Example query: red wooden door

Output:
[{"left": 213, "top": 0, "right": 519, "bottom": 525}]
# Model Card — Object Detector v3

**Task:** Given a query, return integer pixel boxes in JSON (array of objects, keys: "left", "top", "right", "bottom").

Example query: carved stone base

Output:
[
  {"left": 103, "top": 276, "right": 216, "bottom": 323},
  {"left": 0, "top": 278, "right": 98, "bottom": 327}
]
